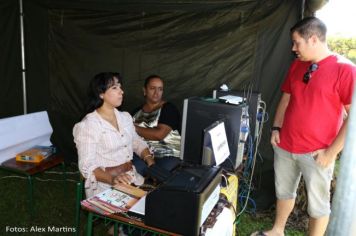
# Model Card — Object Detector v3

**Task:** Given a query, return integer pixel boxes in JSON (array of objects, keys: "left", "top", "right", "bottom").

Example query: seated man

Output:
[{"left": 132, "top": 75, "right": 181, "bottom": 176}]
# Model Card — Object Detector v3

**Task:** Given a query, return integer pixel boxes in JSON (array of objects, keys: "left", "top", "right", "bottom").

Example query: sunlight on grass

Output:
[{"left": 237, "top": 213, "right": 305, "bottom": 235}]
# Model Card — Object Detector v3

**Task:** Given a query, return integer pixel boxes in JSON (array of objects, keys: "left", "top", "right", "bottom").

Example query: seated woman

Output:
[
  {"left": 132, "top": 75, "right": 181, "bottom": 175},
  {"left": 73, "top": 72, "right": 154, "bottom": 198}
]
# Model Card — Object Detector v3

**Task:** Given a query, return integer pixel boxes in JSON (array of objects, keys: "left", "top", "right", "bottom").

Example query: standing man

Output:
[{"left": 253, "top": 17, "right": 355, "bottom": 236}]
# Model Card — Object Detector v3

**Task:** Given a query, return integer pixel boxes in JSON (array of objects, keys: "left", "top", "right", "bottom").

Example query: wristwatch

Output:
[{"left": 270, "top": 126, "right": 281, "bottom": 132}]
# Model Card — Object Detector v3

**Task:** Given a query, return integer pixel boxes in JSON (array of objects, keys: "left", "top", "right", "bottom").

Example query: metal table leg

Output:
[
  {"left": 86, "top": 212, "right": 93, "bottom": 236},
  {"left": 27, "top": 175, "right": 34, "bottom": 217}
]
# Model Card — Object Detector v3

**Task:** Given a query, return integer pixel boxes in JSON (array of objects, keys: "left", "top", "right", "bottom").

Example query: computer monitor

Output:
[
  {"left": 201, "top": 120, "right": 230, "bottom": 167},
  {"left": 180, "top": 97, "right": 248, "bottom": 170}
]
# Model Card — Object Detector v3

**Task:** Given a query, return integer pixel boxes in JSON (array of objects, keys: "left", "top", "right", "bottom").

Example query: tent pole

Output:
[
  {"left": 301, "top": 0, "right": 305, "bottom": 18},
  {"left": 326, "top": 85, "right": 356, "bottom": 236},
  {"left": 19, "top": 0, "right": 27, "bottom": 114}
]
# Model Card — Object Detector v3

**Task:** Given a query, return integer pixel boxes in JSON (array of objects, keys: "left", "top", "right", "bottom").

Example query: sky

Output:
[{"left": 316, "top": 0, "right": 356, "bottom": 37}]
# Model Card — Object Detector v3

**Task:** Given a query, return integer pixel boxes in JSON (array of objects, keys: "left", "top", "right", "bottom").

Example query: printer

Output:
[{"left": 145, "top": 165, "right": 222, "bottom": 236}]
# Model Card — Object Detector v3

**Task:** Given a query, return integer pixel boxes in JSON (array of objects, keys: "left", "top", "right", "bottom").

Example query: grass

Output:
[
  {"left": 236, "top": 212, "right": 306, "bottom": 235},
  {"left": 0, "top": 164, "right": 87, "bottom": 236},
  {"left": 0, "top": 164, "right": 306, "bottom": 236}
]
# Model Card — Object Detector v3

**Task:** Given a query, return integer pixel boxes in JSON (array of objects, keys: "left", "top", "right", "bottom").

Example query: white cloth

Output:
[
  {"left": 204, "top": 207, "right": 234, "bottom": 236},
  {"left": 73, "top": 110, "right": 147, "bottom": 197}
]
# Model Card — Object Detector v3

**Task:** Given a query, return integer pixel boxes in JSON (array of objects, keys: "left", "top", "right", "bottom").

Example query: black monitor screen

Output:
[{"left": 180, "top": 97, "right": 247, "bottom": 170}]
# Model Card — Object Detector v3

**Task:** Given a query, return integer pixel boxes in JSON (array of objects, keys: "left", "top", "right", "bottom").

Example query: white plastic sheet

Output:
[{"left": 0, "top": 111, "right": 52, "bottom": 163}]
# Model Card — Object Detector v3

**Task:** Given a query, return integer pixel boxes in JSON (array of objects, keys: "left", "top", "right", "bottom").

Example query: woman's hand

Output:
[{"left": 112, "top": 173, "right": 133, "bottom": 185}]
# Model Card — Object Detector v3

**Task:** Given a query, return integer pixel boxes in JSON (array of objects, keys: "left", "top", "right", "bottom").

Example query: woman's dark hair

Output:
[
  {"left": 144, "top": 74, "right": 163, "bottom": 88},
  {"left": 86, "top": 72, "right": 122, "bottom": 114},
  {"left": 290, "top": 16, "right": 327, "bottom": 42}
]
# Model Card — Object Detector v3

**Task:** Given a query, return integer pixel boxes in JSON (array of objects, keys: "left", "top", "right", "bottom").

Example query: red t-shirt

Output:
[{"left": 279, "top": 54, "right": 355, "bottom": 153}]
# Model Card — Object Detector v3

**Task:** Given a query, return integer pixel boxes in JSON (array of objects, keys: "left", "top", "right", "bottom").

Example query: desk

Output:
[
  {"left": 82, "top": 199, "right": 235, "bottom": 236},
  {"left": 0, "top": 154, "right": 65, "bottom": 216},
  {"left": 83, "top": 206, "right": 181, "bottom": 236}
]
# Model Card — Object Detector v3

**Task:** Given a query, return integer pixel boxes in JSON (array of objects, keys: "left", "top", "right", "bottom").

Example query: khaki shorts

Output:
[{"left": 273, "top": 146, "right": 335, "bottom": 218}]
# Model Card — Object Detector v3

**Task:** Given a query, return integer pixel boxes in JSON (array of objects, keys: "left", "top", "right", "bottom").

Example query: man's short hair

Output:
[
  {"left": 290, "top": 16, "right": 327, "bottom": 42},
  {"left": 144, "top": 74, "right": 162, "bottom": 88}
]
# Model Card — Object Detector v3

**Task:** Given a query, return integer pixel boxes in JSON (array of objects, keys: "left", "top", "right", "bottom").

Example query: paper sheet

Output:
[
  {"left": 128, "top": 195, "right": 146, "bottom": 216},
  {"left": 219, "top": 95, "right": 243, "bottom": 105}
]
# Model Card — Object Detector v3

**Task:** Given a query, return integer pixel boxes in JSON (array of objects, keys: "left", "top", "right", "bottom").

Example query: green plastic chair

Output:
[{"left": 74, "top": 177, "right": 84, "bottom": 236}]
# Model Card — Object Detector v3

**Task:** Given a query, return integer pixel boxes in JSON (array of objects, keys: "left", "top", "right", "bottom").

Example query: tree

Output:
[{"left": 328, "top": 37, "right": 356, "bottom": 64}]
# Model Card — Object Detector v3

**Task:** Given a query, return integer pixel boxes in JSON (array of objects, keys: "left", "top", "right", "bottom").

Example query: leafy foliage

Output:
[{"left": 328, "top": 37, "right": 356, "bottom": 63}]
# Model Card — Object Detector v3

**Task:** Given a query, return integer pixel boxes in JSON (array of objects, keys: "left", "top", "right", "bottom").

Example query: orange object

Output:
[{"left": 15, "top": 146, "right": 53, "bottom": 163}]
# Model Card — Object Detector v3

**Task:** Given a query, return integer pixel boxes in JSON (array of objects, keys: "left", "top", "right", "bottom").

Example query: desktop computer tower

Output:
[{"left": 213, "top": 90, "right": 262, "bottom": 141}]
